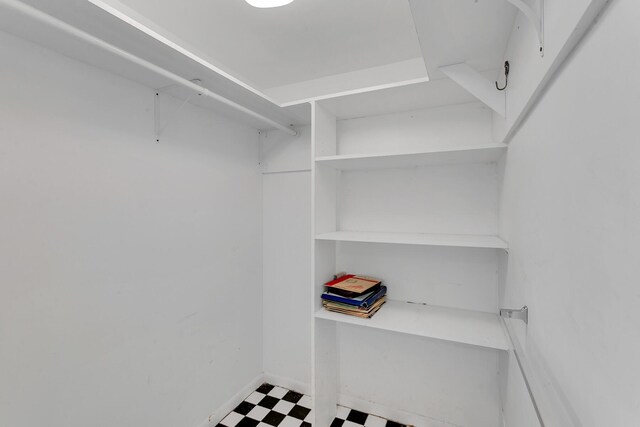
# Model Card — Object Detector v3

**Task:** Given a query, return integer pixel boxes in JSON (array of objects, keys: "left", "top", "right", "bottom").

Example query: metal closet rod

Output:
[{"left": 2, "top": 0, "right": 298, "bottom": 136}]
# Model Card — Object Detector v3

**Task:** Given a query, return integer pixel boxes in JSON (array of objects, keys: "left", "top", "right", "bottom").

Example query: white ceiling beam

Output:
[{"left": 439, "top": 63, "right": 505, "bottom": 117}]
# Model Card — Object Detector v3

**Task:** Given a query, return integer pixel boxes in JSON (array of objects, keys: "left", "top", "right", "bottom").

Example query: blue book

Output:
[{"left": 321, "top": 285, "right": 387, "bottom": 308}]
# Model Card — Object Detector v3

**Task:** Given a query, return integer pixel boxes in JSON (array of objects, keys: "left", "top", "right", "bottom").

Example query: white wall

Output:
[
  {"left": 260, "top": 127, "right": 313, "bottom": 392},
  {"left": 499, "top": 1, "right": 640, "bottom": 425},
  {"left": 0, "top": 31, "right": 263, "bottom": 427}
]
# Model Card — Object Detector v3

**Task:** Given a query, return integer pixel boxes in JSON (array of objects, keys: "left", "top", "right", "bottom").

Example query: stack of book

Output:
[{"left": 321, "top": 274, "right": 387, "bottom": 318}]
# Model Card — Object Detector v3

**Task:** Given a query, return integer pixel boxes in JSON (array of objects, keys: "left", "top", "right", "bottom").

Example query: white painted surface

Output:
[
  {"left": 336, "top": 243, "right": 500, "bottom": 313},
  {"left": 260, "top": 125, "right": 311, "bottom": 174},
  {"left": 262, "top": 170, "right": 312, "bottom": 391},
  {"left": 316, "top": 231, "right": 507, "bottom": 250},
  {"left": 319, "top": 73, "right": 494, "bottom": 121},
  {"left": 315, "top": 300, "right": 509, "bottom": 350},
  {"left": 336, "top": 103, "right": 493, "bottom": 155},
  {"left": 493, "top": 0, "right": 610, "bottom": 142},
  {"left": 337, "top": 325, "right": 502, "bottom": 427},
  {"left": 312, "top": 96, "right": 505, "bottom": 425},
  {"left": 316, "top": 144, "right": 506, "bottom": 171},
  {"left": 92, "top": 0, "right": 423, "bottom": 91},
  {"left": 337, "top": 163, "right": 500, "bottom": 236},
  {"left": 499, "top": 1, "right": 640, "bottom": 425},
  {"left": 499, "top": 351, "right": 540, "bottom": 427},
  {"left": 409, "top": 0, "right": 517, "bottom": 79},
  {"left": 439, "top": 63, "right": 506, "bottom": 116},
  {"left": 0, "top": 0, "right": 306, "bottom": 130},
  {"left": 0, "top": 31, "right": 262, "bottom": 427},
  {"left": 264, "top": 58, "right": 428, "bottom": 106}
]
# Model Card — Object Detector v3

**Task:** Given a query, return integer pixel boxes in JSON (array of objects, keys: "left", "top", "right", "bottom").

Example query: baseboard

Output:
[
  {"left": 338, "top": 394, "right": 456, "bottom": 427},
  {"left": 263, "top": 372, "right": 311, "bottom": 395},
  {"left": 194, "top": 374, "right": 265, "bottom": 427}
]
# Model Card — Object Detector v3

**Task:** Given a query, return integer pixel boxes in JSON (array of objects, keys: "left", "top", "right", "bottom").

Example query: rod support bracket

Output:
[
  {"left": 500, "top": 305, "right": 529, "bottom": 324},
  {"left": 506, "top": 0, "right": 544, "bottom": 56}
]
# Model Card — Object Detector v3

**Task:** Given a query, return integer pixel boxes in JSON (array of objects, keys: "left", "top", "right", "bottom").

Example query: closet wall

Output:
[
  {"left": 0, "top": 30, "right": 263, "bottom": 427},
  {"left": 499, "top": 0, "right": 640, "bottom": 425},
  {"left": 260, "top": 127, "right": 312, "bottom": 392}
]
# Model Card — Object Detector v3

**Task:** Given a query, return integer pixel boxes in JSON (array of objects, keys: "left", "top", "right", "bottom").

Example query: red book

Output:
[{"left": 324, "top": 274, "right": 381, "bottom": 297}]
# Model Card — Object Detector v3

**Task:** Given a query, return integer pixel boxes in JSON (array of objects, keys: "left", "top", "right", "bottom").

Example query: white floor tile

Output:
[
  {"left": 304, "top": 410, "right": 313, "bottom": 422},
  {"left": 279, "top": 415, "right": 304, "bottom": 427},
  {"left": 297, "top": 395, "right": 312, "bottom": 408},
  {"left": 247, "top": 405, "right": 270, "bottom": 421},
  {"left": 273, "top": 399, "right": 295, "bottom": 414},
  {"left": 245, "top": 391, "right": 266, "bottom": 404},
  {"left": 364, "top": 415, "right": 388, "bottom": 427},
  {"left": 268, "top": 386, "right": 289, "bottom": 398},
  {"left": 336, "top": 405, "right": 351, "bottom": 419},
  {"left": 221, "top": 411, "right": 244, "bottom": 427}
]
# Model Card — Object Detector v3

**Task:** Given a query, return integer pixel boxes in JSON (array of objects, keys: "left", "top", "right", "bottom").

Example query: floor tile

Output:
[
  {"left": 282, "top": 390, "right": 303, "bottom": 404},
  {"left": 258, "top": 395, "right": 280, "bottom": 409},
  {"left": 217, "top": 383, "right": 408, "bottom": 427},
  {"left": 346, "top": 409, "right": 369, "bottom": 424},
  {"left": 272, "top": 400, "right": 295, "bottom": 415},
  {"left": 221, "top": 411, "right": 245, "bottom": 427},
  {"left": 236, "top": 418, "right": 260, "bottom": 427},
  {"left": 297, "top": 395, "right": 312, "bottom": 408},
  {"left": 335, "top": 405, "right": 351, "bottom": 419},
  {"left": 247, "top": 405, "right": 270, "bottom": 421},
  {"left": 245, "top": 392, "right": 266, "bottom": 405},
  {"left": 268, "top": 386, "right": 289, "bottom": 399},
  {"left": 256, "top": 384, "right": 275, "bottom": 394},
  {"left": 288, "top": 404, "right": 311, "bottom": 420},
  {"left": 364, "top": 415, "right": 387, "bottom": 427},
  {"left": 262, "top": 410, "right": 287, "bottom": 426},
  {"left": 279, "top": 415, "right": 305, "bottom": 427},
  {"left": 234, "top": 401, "right": 256, "bottom": 415}
]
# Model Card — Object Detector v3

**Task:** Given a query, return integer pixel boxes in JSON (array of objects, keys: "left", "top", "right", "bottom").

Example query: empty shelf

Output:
[
  {"left": 315, "top": 231, "right": 508, "bottom": 249},
  {"left": 315, "top": 300, "right": 510, "bottom": 351},
  {"left": 315, "top": 144, "right": 507, "bottom": 171}
]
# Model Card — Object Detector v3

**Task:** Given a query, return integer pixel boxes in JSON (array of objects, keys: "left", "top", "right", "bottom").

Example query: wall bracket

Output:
[
  {"left": 506, "top": 0, "right": 544, "bottom": 56},
  {"left": 153, "top": 79, "right": 202, "bottom": 142},
  {"left": 500, "top": 305, "right": 529, "bottom": 324}
]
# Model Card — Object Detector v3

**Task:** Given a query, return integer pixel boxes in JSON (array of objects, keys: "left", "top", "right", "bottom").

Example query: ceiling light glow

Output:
[{"left": 245, "top": 0, "right": 294, "bottom": 8}]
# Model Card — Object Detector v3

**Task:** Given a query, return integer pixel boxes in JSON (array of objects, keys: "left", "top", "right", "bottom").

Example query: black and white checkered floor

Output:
[{"left": 217, "top": 383, "right": 408, "bottom": 427}]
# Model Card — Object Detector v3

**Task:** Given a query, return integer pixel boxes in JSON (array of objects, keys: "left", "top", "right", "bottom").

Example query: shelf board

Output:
[
  {"left": 315, "top": 144, "right": 507, "bottom": 171},
  {"left": 315, "top": 300, "right": 509, "bottom": 351},
  {"left": 315, "top": 231, "right": 508, "bottom": 249}
]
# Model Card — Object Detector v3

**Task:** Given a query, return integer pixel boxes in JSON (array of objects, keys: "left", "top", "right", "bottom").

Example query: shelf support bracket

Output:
[
  {"left": 153, "top": 80, "right": 202, "bottom": 142},
  {"left": 506, "top": 0, "right": 544, "bottom": 56},
  {"left": 439, "top": 63, "right": 506, "bottom": 117},
  {"left": 500, "top": 305, "right": 529, "bottom": 324}
]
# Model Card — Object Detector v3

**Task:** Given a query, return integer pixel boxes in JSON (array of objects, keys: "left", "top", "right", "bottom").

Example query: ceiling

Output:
[
  {"left": 91, "top": 0, "right": 425, "bottom": 91},
  {"left": 0, "top": 0, "right": 518, "bottom": 128}
]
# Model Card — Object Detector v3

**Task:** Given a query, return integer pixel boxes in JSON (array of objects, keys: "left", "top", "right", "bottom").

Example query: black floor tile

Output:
[
  {"left": 282, "top": 390, "right": 303, "bottom": 403},
  {"left": 258, "top": 395, "right": 280, "bottom": 409},
  {"left": 288, "top": 404, "right": 311, "bottom": 420},
  {"left": 346, "top": 409, "right": 369, "bottom": 424},
  {"left": 263, "top": 410, "right": 286, "bottom": 426},
  {"left": 234, "top": 401, "right": 256, "bottom": 415},
  {"left": 235, "top": 417, "right": 260, "bottom": 427},
  {"left": 256, "top": 383, "right": 275, "bottom": 394}
]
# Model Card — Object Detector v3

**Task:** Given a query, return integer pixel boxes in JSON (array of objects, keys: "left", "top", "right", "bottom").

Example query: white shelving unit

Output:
[
  {"left": 315, "top": 300, "right": 510, "bottom": 351},
  {"left": 315, "top": 144, "right": 507, "bottom": 170},
  {"left": 312, "top": 98, "right": 511, "bottom": 427},
  {"left": 315, "top": 230, "right": 508, "bottom": 249}
]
